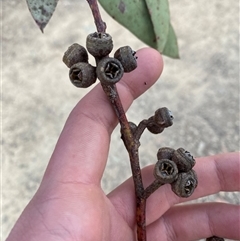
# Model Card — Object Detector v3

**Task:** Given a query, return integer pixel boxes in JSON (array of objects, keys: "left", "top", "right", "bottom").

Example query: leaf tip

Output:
[
  {"left": 26, "top": 0, "right": 59, "bottom": 33},
  {"left": 175, "top": 53, "right": 180, "bottom": 59},
  {"left": 35, "top": 20, "right": 46, "bottom": 33}
]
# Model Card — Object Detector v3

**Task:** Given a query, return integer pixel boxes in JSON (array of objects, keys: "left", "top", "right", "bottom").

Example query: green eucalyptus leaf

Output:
[
  {"left": 162, "top": 23, "right": 180, "bottom": 58},
  {"left": 145, "top": 0, "right": 170, "bottom": 52},
  {"left": 99, "top": 0, "right": 179, "bottom": 58},
  {"left": 26, "top": 0, "right": 59, "bottom": 32},
  {"left": 98, "top": 0, "right": 157, "bottom": 49}
]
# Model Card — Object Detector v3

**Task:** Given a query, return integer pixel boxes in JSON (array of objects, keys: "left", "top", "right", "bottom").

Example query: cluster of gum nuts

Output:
[
  {"left": 62, "top": 32, "right": 222, "bottom": 241},
  {"left": 62, "top": 32, "right": 198, "bottom": 198},
  {"left": 154, "top": 147, "right": 198, "bottom": 198},
  {"left": 62, "top": 32, "right": 137, "bottom": 88}
]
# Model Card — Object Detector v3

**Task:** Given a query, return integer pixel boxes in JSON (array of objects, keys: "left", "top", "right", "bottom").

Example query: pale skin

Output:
[{"left": 7, "top": 48, "right": 240, "bottom": 241}]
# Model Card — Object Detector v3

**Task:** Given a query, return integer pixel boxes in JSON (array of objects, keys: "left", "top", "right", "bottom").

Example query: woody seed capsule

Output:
[
  {"left": 114, "top": 46, "right": 137, "bottom": 73},
  {"left": 154, "top": 159, "right": 178, "bottom": 183},
  {"left": 172, "top": 148, "right": 196, "bottom": 172},
  {"left": 86, "top": 32, "right": 113, "bottom": 58},
  {"left": 147, "top": 107, "right": 173, "bottom": 134},
  {"left": 69, "top": 62, "right": 96, "bottom": 88},
  {"left": 157, "top": 147, "right": 175, "bottom": 160},
  {"left": 63, "top": 43, "right": 88, "bottom": 68},
  {"left": 96, "top": 57, "right": 124, "bottom": 85},
  {"left": 171, "top": 169, "right": 198, "bottom": 197},
  {"left": 154, "top": 107, "right": 174, "bottom": 127},
  {"left": 146, "top": 117, "right": 164, "bottom": 134}
]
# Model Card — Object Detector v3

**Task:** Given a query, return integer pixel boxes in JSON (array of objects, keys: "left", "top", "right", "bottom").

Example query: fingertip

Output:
[
  {"left": 137, "top": 47, "right": 163, "bottom": 80},
  {"left": 119, "top": 47, "right": 163, "bottom": 100},
  {"left": 137, "top": 47, "right": 164, "bottom": 78}
]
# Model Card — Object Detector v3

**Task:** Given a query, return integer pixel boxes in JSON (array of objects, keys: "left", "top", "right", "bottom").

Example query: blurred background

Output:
[{"left": 2, "top": 0, "right": 239, "bottom": 240}]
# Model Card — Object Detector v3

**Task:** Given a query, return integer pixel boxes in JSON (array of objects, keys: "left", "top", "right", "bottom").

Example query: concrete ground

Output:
[{"left": 2, "top": 0, "right": 239, "bottom": 240}]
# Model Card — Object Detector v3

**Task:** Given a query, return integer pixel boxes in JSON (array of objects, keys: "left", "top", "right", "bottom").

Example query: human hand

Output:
[{"left": 7, "top": 48, "right": 240, "bottom": 241}]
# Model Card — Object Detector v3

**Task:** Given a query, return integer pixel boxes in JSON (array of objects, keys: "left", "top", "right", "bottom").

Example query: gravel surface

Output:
[{"left": 2, "top": 0, "right": 239, "bottom": 240}]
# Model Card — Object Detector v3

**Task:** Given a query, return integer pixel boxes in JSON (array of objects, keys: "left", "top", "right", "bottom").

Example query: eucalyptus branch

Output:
[
  {"left": 62, "top": 1, "right": 199, "bottom": 240},
  {"left": 86, "top": 0, "right": 106, "bottom": 33},
  {"left": 25, "top": 0, "right": 227, "bottom": 240},
  {"left": 145, "top": 179, "right": 164, "bottom": 199},
  {"left": 101, "top": 83, "right": 147, "bottom": 241}
]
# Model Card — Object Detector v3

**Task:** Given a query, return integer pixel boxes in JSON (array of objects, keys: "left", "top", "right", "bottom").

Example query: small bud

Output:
[
  {"left": 157, "top": 147, "right": 175, "bottom": 160},
  {"left": 171, "top": 170, "right": 198, "bottom": 198},
  {"left": 154, "top": 159, "right": 178, "bottom": 184},
  {"left": 114, "top": 46, "right": 137, "bottom": 73},
  {"left": 128, "top": 122, "right": 138, "bottom": 135},
  {"left": 63, "top": 43, "right": 88, "bottom": 68},
  {"left": 96, "top": 57, "right": 124, "bottom": 85},
  {"left": 69, "top": 62, "right": 96, "bottom": 88},
  {"left": 172, "top": 148, "right": 196, "bottom": 172},
  {"left": 86, "top": 32, "right": 113, "bottom": 58}
]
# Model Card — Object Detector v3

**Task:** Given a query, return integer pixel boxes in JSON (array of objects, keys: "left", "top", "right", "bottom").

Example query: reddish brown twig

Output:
[
  {"left": 85, "top": 1, "right": 150, "bottom": 240},
  {"left": 86, "top": 0, "right": 106, "bottom": 33},
  {"left": 101, "top": 83, "right": 147, "bottom": 241}
]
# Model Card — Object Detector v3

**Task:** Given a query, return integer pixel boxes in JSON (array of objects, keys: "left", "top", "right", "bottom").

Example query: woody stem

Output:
[
  {"left": 86, "top": 0, "right": 106, "bottom": 32},
  {"left": 101, "top": 83, "right": 147, "bottom": 241}
]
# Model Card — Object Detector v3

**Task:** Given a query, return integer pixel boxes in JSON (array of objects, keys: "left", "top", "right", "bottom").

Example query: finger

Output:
[
  {"left": 43, "top": 48, "right": 163, "bottom": 185},
  {"left": 108, "top": 152, "right": 240, "bottom": 227},
  {"left": 147, "top": 203, "right": 240, "bottom": 241}
]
